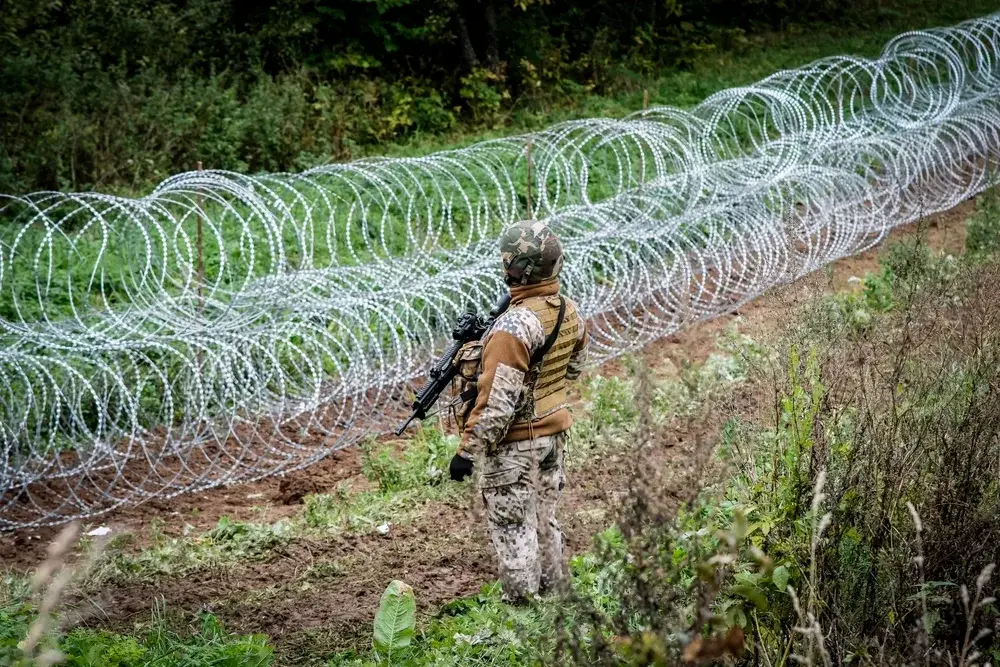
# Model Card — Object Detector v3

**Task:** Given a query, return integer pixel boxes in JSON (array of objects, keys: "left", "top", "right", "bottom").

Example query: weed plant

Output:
[{"left": 546, "top": 235, "right": 1000, "bottom": 665}]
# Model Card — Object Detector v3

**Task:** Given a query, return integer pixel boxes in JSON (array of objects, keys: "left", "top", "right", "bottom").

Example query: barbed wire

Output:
[{"left": 1, "top": 12, "right": 999, "bottom": 530}]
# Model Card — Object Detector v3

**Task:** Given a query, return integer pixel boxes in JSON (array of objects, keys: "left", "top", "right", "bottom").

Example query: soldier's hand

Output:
[{"left": 449, "top": 452, "right": 474, "bottom": 482}]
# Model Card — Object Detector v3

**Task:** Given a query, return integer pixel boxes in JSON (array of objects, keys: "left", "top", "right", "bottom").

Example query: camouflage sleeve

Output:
[
  {"left": 490, "top": 306, "right": 546, "bottom": 355},
  {"left": 565, "top": 319, "right": 589, "bottom": 381},
  {"left": 465, "top": 360, "right": 524, "bottom": 456},
  {"left": 459, "top": 308, "right": 543, "bottom": 457}
]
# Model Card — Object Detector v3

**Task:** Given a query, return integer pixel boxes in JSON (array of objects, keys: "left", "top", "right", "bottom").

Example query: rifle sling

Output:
[{"left": 530, "top": 296, "right": 566, "bottom": 367}]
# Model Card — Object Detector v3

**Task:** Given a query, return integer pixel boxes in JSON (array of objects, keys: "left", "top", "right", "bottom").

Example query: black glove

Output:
[{"left": 449, "top": 453, "right": 474, "bottom": 482}]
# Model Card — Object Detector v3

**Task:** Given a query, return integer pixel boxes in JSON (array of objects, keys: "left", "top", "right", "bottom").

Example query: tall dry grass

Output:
[{"left": 544, "top": 251, "right": 1000, "bottom": 666}]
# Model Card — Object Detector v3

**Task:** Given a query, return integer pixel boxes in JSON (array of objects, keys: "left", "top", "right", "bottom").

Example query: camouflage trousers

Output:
[{"left": 478, "top": 432, "right": 567, "bottom": 602}]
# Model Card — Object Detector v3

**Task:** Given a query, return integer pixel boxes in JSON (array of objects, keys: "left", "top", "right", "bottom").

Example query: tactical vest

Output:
[
  {"left": 512, "top": 295, "right": 580, "bottom": 423},
  {"left": 453, "top": 294, "right": 580, "bottom": 431}
]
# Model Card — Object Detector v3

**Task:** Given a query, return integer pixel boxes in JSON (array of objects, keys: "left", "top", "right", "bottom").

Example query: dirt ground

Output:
[
  {"left": 73, "top": 433, "right": 648, "bottom": 662},
  {"left": 1, "top": 199, "right": 974, "bottom": 663}
]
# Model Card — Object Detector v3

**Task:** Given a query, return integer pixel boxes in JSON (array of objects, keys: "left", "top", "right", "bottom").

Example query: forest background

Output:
[{"left": 1, "top": 0, "right": 990, "bottom": 196}]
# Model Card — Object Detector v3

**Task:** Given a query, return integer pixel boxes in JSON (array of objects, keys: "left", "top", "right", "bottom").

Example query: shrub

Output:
[
  {"left": 5, "top": 0, "right": 990, "bottom": 194},
  {"left": 545, "top": 251, "right": 1000, "bottom": 666}
]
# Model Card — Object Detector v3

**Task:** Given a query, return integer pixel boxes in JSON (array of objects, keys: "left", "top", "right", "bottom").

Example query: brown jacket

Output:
[{"left": 459, "top": 279, "right": 588, "bottom": 457}]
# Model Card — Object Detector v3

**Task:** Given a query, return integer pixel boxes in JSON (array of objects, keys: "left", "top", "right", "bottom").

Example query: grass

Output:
[
  {"left": 89, "top": 518, "right": 291, "bottom": 584},
  {"left": 0, "top": 524, "right": 276, "bottom": 667},
  {"left": 78, "top": 426, "right": 465, "bottom": 585},
  {"left": 0, "top": 593, "right": 275, "bottom": 667}
]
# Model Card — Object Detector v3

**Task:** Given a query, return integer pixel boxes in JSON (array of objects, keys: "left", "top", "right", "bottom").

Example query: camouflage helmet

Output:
[{"left": 499, "top": 220, "right": 564, "bottom": 285}]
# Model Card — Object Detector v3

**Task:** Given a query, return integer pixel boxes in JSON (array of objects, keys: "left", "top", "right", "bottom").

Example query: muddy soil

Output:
[{"left": 68, "top": 379, "right": 715, "bottom": 664}]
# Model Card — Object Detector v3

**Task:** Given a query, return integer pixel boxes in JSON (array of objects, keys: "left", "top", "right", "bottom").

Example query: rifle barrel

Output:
[{"left": 394, "top": 412, "right": 419, "bottom": 436}]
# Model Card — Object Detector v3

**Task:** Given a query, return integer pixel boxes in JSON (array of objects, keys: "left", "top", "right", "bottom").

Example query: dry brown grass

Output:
[{"left": 541, "top": 250, "right": 1000, "bottom": 666}]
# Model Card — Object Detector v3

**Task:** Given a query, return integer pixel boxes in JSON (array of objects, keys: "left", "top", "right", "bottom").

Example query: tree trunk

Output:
[
  {"left": 455, "top": 11, "right": 480, "bottom": 71},
  {"left": 482, "top": 0, "right": 500, "bottom": 71}
]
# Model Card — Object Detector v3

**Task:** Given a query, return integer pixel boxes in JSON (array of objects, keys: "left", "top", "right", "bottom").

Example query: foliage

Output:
[
  {"left": 372, "top": 581, "right": 416, "bottom": 663},
  {"left": 568, "top": 332, "right": 760, "bottom": 467},
  {"left": 458, "top": 68, "right": 509, "bottom": 126},
  {"left": 2, "top": 0, "right": 997, "bottom": 195},
  {"left": 966, "top": 183, "right": 1000, "bottom": 258},
  {"left": 698, "top": 256, "right": 1000, "bottom": 662},
  {"left": 1, "top": 532, "right": 273, "bottom": 667},
  {"left": 0, "top": 605, "right": 274, "bottom": 666},
  {"left": 331, "top": 582, "right": 551, "bottom": 666},
  {"left": 534, "top": 240, "right": 1000, "bottom": 667}
]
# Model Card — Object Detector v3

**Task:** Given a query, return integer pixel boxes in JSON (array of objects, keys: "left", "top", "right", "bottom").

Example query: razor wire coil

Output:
[{"left": 1, "top": 12, "right": 1000, "bottom": 529}]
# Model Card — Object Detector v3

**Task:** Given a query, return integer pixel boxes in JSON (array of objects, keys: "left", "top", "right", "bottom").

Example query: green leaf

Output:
[
  {"left": 772, "top": 565, "right": 790, "bottom": 592},
  {"left": 734, "top": 584, "right": 769, "bottom": 611},
  {"left": 733, "top": 509, "right": 749, "bottom": 540},
  {"left": 374, "top": 580, "right": 416, "bottom": 661}
]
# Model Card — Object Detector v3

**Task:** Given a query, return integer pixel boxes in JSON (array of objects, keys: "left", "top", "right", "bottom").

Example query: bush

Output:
[
  {"left": 546, "top": 248, "right": 1000, "bottom": 666},
  {"left": 4, "top": 0, "right": 993, "bottom": 194},
  {"left": 0, "top": 62, "right": 466, "bottom": 194},
  {"left": 718, "top": 258, "right": 1000, "bottom": 662}
]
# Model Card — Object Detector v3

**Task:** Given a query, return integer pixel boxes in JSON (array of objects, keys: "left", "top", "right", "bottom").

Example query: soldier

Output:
[{"left": 449, "top": 219, "right": 589, "bottom": 604}]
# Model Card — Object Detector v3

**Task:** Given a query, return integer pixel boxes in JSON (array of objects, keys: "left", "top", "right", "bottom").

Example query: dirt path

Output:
[
  {"left": 4, "top": 200, "right": 974, "bottom": 663},
  {"left": 78, "top": 438, "right": 642, "bottom": 663}
]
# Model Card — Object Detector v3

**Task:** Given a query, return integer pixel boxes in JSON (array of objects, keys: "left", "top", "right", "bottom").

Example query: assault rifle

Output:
[{"left": 394, "top": 292, "right": 511, "bottom": 436}]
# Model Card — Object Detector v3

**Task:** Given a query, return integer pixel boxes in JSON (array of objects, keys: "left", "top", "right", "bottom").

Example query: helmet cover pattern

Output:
[{"left": 499, "top": 220, "right": 564, "bottom": 284}]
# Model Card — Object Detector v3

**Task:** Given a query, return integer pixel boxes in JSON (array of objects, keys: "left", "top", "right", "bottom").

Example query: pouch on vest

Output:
[{"left": 453, "top": 340, "right": 482, "bottom": 431}]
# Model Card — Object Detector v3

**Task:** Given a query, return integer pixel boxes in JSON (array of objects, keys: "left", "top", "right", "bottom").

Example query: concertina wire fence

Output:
[{"left": 1, "top": 12, "right": 1000, "bottom": 530}]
